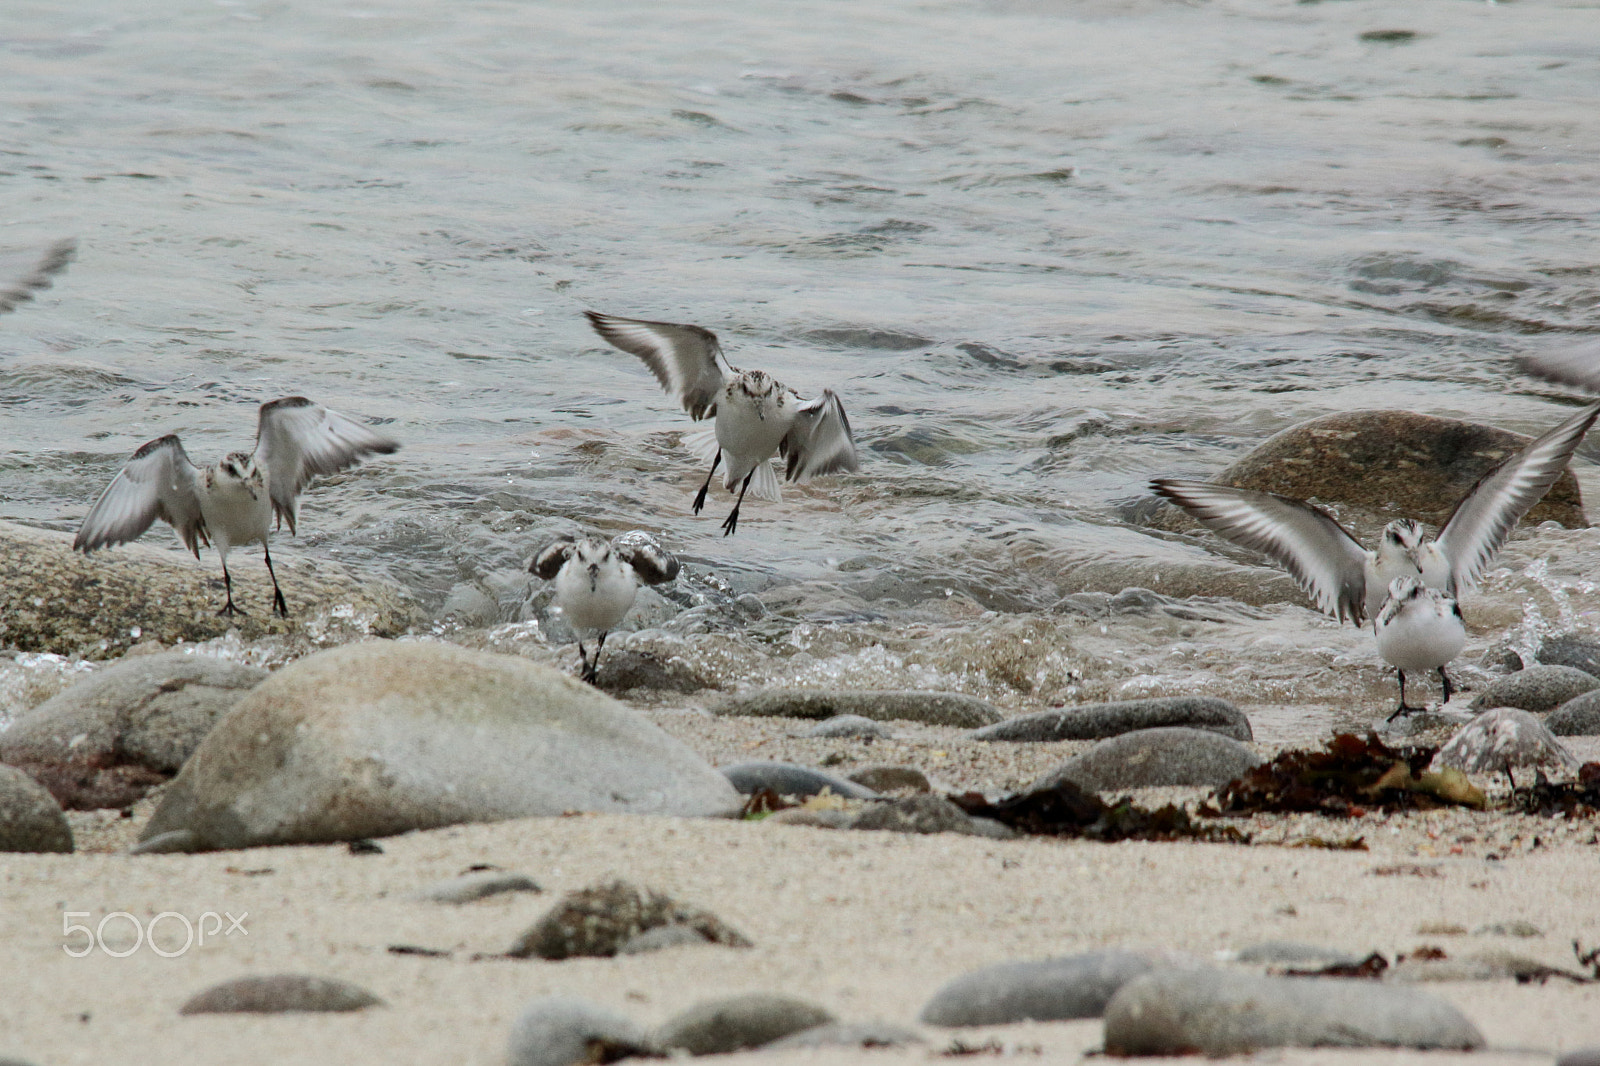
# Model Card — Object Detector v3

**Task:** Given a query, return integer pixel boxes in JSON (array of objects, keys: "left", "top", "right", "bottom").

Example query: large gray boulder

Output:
[
  {"left": 0, "top": 519, "right": 422, "bottom": 659},
  {"left": 1102, "top": 969, "right": 1484, "bottom": 1055},
  {"left": 0, "top": 651, "right": 267, "bottom": 809},
  {"left": 136, "top": 641, "right": 742, "bottom": 851},
  {"left": 1031, "top": 727, "right": 1263, "bottom": 792}
]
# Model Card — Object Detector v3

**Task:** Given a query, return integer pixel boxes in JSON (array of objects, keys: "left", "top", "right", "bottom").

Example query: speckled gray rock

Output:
[
  {"left": 137, "top": 641, "right": 742, "bottom": 851},
  {"left": 505, "top": 997, "right": 657, "bottom": 1066},
  {"left": 0, "top": 764, "right": 73, "bottom": 853},
  {"left": 920, "top": 952, "right": 1158, "bottom": 1027},
  {"left": 1547, "top": 690, "right": 1600, "bottom": 736},
  {"left": 0, "top": 519, "right": 422, "bottom": 659},
  {"left": 807, "top": 714, "right": 894, "bottom": 739},
  {"left": 1150, "top": 410, "right": 1585, "bottom": 539},
  {"left": 721, "top": 761, "right": 879, "bottom": 800},
  {"left": 1433, "top": 707, "right": 1579, "bottom": 779},
  {"left": 972, "top": 698, "right": 1251, "bottom": 743},
  {"left": 656, "top": 994, "right": 835, "bottom": 1055},
  {"left": 508, "top": 880, "right": 751, "bottom": 959},
  {"left": 766, "top": 1022, "right": 924, "bottom": 1050},
  {"left": 407, "top": 870, "right": 541, "bottom": 904},
  {"left": 847, "top": 765, "right": 932, "bottom": 793},
  {"left": 1102, "top": 969, "right": 1484, "bottom": 1055},
  {"left": 1470, "top": 665, "right": 1598, "bottom": 712},
  {"left": 1031, "top": 728, "right": 1264, "bottom": 792},
  {"left": 1232, "top": 941, "right": 1368, "bottom": 968},
  {"left": 0, "top": 651, "right": 267, "bottom": 809},
  {"left": 178, "top": 974, "right": 382, "bottom": 1014},
  {"left": 715, "top": 689, "right": 1001, "bottom": 728},
  {"left": 1536, "top": 635, "right": 1600, "bottom": 679},
  {"left": 847, "top": 794, "right": 1011, "bottom": 838},
  {"left": 591, "top": 646, "right": 720, "bottom": 694}
]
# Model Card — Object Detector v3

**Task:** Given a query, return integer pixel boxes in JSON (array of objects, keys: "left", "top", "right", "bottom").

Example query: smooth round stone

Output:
[
  {"left": 1102, "top": 968, "right": 1484, "bottom": 1055},
  {"left": 715, "top": 689, "right": 1001, "bottom": 728},
  {"left": 1536, "top": 635, "right": 1600, "bottom": 679},
  {"left": 720, "top": 761, "right": 879, "bottom": 800},
  {"left": 847, "top": 795, "right": 1011, "bottom": 838},
  {"left": 656, "top": 994, "right": 835, "bottom": 1055},
  {"left": 846, "top": 765, "right": 932, "bottom": 793},
  {"left": 508, "top": 879, "right": 751, "bottom": 960},
  {"left": 920, "top": 951, "right": 1158, "bottom": 1027},
  {"left": 0, "top": 765, "right": 72, "bottom": 854},
  {"left": 178, "top": 974, "right": 382, "bottom": 1014},
  {"left": 766, "top": 1022, "right": 924, "bottom": 1050},
  {"left": 1434, "top": 708, "right": 1579, "bottom": 777},
  {"left": 0, "top": 651, "right": 267, "bottom": 809},
  {"left": 138, "top": 641, "right": 741, "bottom": 851},
  {"left": 1547, "top": 690, "right": 1600, "bottom": 736},
  {"left": 617, "top": 924, "right": 711, "bottom": 955},
  {"left": 1231, "top": 941, "right": 1368, "bottom": 968},
  {"left": 1030, "top": 727, "right": 1263, "bottom": 792},
  {"left": 1469, "top": 665, "right": 1599, "bottom": 712},
  {"left": 807, "top": 715, "right": 894, "bottom": 739},
  {"left": 407, "top": 870, "right": 541, "bottom": 904},
  {"left": 506, "top": 997, "right": 656, "bottom": 1066},
  {"left": 972, "top": 697, "right": 1251, "bottom": 743}
]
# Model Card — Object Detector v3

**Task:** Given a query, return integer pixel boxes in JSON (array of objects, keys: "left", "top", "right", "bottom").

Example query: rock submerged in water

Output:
[
  {"left": 1030, "top": 727, "right": 1264, "bottom": 792},
  {"left": 0, "top": 519, "right": 423, "bottom": 658},
  {"left": 1102, "top": 968, "right": 1484, "bottom": 1055},
  {"left": 919, "top": 951, "right": 1158, "bottom": 1027},
  {"left": 0, "top": 764, "right": 73, "bottom": 853},
  {"left": 715, "top": 689, "right": 1001, "bottom": 728},
  {"left": 136, "top": 641, "right": 742, "bottom": 851},
  {"left": 1536, "top": 635, "right": 1600, "bottom": 679},
  {"left": 972, "top": 697, "right": 1251, "bottom": 743},
  {"left": 1150, "top": 410, "right": 1586, "bottom": 536},
  {"left": 0, "top": 651, "right": 267, "bottom": 809}
]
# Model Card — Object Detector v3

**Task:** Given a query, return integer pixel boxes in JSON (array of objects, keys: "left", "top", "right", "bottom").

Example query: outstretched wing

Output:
[
  {"left": 74, "top": 435, "right": 207, "bottom": 558},
  {"left": 1437, "top": 399, "right": 1600, "bottom": 592},
  {"left": 611, "top": 530, "right": 680, "bottom": 585},
  {"left": 780, "top": 389, "right": 860, "bottom": 484},
  {"left": 530, "top": 536, "right": 577, "bottom": 580},
  {"left": 253, "top": 396, "right": 400, "bottom": 533},
  {"left": 0, "top": 238, "right": 75, "bottom": 315},
  {"left": 1518, "top": 341, "right": 1600, "bottom": 393},
  {"left": 585, "top": 311, "right": 727, "bottom": 421},
  {"left": 1151, "top": 478, "right": 1371, "bottom": 624}
]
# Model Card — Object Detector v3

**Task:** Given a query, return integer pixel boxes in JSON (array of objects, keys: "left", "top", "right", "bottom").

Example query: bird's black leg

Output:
[
  {"left": 721, "top": 471, "right": 754, "bottom": 537},
  {"left": 577, "top": 640, "right": 595, "bottom": 683},
  {"left": 1438, "top": 667, "right": 1455, "bottom": 703},
  {"left": 263, "top": 545, "right": 289, "bottom": 618},
  {"left": 218, "top": 560, "right": 247, "bottom": 617},
  {"left": 693, "top": 452, "right": 722, "bottom": 515},
  {"left": 586, "top": 631, "right": 610, "bottom": 684},
  {"left": 1385, "top": 669, "right": 1420, "bottom": 722}
]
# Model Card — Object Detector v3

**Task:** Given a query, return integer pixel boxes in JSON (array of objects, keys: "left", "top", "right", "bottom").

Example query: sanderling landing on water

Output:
[
  {"left": 0, "top": 238, "right": 75, "bottom": 315},
  {"left": 530, "top": 531, "right": 680, "bottom": 684},
  {"left": 1373, "top": 576, "right": 1466, "bottom": 720},
  {"left": 584, "top": 311, "right": 861, "bottom": 536},
  {"left": 74, "top": 396, "right": 400, "bottom": 618},
  {"left": 1151, "top": 398, "right": 1600, "bottom": 626}
]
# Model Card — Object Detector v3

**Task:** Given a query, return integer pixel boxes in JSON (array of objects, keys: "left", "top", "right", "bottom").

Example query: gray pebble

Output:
[
  {"left": 846, "top": 765, "right": 932, "bottom": 793},
  {"left": 716, "top": 689, "right": 1000, "bottom": 728},
  {"left": 656, "top": 994, "right": 835, "bottom": 1055},
  {"left": 407, "top": 870, "right": 541, "bottom": 904},
  {"left": 1469, "top": 664, "right": 1598, "bottom": 712},
  {"left": 1547, "top": 689, "right": 1600, "bottom": 736},
  {"left": 720, "top": 761, "right": 879, "bottom": 800},
  {"left": 847, "top": 795, "right": 1012, "bottom": 838},
  {"left": 920, "top": 951, "right": 1158, "bottom": 1027},
  {"left": 1031, "top": 727, "right": 1263, "bottom": 792},
  {"left": 1536, "top": 635, "right": 1600, "bottom": 679},
  {"left": 972, "top": 698, "right": 1251, "bottom": 743},
  {"left": 807, "top": 714, "right": 894, "bottom": 739},
  {"left": 178, "top": 974, "right": 382, "bottom": 1014},
  {"left": 617, "top": 924, "right": 710, "bottom": 955},
  {"left": 505, "top": 997, "right": 656, "bottom": 1066},
  {"left": 0, "top": 765, "right": 72, "bottom": 854},
  {"left": 1102, "top": 968, "right": 1484, "bottom": 1055},
  {"left": 766, "top": 1021, "right": 924, "bottom": 1050}
]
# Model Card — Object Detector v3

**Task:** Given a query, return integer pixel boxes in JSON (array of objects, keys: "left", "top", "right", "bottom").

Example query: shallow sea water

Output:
[{"left": 4, "top": 0, "right": 1600, "bottom": 736}]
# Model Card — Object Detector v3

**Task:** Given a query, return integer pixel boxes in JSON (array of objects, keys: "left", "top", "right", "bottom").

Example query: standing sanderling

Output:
[
  {"left": 584, "top": 311, "right": 860, "bottom": 535},
  {"left": 530, "top": 531, "right": 680, "bottom": 684},
  {"left": 0, "top": 238, "right": 75, "bottom": 315},
  {"left": 74, "top": 396, "right": 400, "bottom": 617},
  {"left": 1151, "top": 398, "right": 1600, "bottom": 626},
  {"left": 1372, "top": 576, "right": 1466, "bottom": 719}
]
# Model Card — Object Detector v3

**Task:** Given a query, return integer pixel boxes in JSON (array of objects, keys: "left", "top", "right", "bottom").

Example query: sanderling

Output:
[
  {"left": 584, "top": 311, "right": 860, "bottom": 535},
  {"left": 1151, "top": 399, "right": 1600, "bottom": 625},
  {"left": 1373, "top": 576, "right": 1466, "bottom": 719},
  {"left": 1434, "top": 706, "right": 1578, "bottom": 789},
  {"left": 74, "top": 396, "right": 399, "bottom": 617},
  {"left": 530, "top": 530, "right": 680, "bottom": 683},
  {"left": 0, "top": 238, "right": 75, "bottom": 315}
]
